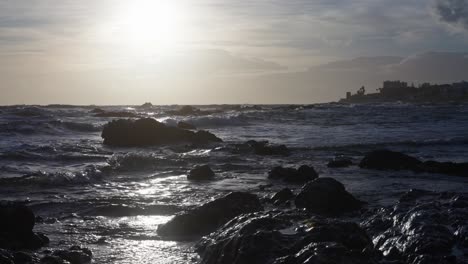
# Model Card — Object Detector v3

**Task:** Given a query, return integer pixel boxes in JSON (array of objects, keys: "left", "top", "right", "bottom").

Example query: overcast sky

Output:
[{"left": 1, "top": 0, "right": 468, "bottom": 104}]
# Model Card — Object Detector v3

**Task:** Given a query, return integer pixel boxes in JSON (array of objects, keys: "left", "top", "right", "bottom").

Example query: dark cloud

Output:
[{"left": 434, "top": 0, "right": 468, "bottom": 30}]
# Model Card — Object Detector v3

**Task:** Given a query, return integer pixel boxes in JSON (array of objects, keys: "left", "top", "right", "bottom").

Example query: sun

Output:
[{"left": 107, "top": 0, "right": 189, "bottom": 52}]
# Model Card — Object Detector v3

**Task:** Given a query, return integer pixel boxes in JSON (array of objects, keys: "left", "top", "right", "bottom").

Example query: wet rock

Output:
[
  {"left": 359, "top": 149, "right": 423, "bottom": 171},
  {"left": 89, "top": 108, "right": 105, "bottom": 114},
  {"left": 248, "top": 140, "right": 290, "bottom": 156},
  {"left": 101, "top": 118, "right": 222, "bottom": 146},
  {"left": 53, "top": 246, "right": 92, "bottom": 264},
  {"left": 362, "top": 190, "right": 468, "bottom": 263},
  {"left": 40, "top": 255, "right": 70, "bottom": 264},
  {"left": 196, "top": 210, "right": 379, "bottom": 264},
  {"left": 295, "top": 178, "right": 362, "bottom": 214},
  {"left": 360, "top": 149, "right": 468, "bottom": 177},
  {"left": 177, "top": 121, "right": 196, "bottom": 130},
  {"left": 13, "top": 251, "right": 37, "bottom": 264},
  {"left": 271, "top": 188, "right": 294, "bottom": 205},
  {"left": 157, "top": 192, "right": 263, "bottom": 239},
  {"left": 327, "top": 158, "right": 353, "bottom": 168},
  {"left": 268, "top": 165, "right": 318, "bottom": 183},
  {"left": 188, "top": 165, "right": 215, "bottom": 181}
]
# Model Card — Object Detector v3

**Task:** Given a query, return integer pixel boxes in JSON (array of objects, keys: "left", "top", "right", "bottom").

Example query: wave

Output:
[
  {"left": 0, "top": 166, "right": 104, "bottom": 186},
  {"left": 107, "top": 152, "right": 187, "bottom": 171},
  {"left": 0, "top": 119, "right": 102, "bottom": 135},
  {"left": 162, "top": 113, "right": 250, "bottom": 128}
]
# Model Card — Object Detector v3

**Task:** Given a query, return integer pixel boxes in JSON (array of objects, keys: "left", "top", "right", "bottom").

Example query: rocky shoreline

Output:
[{"left": 1, "top": 117, "right": 467, "bottom": 263}]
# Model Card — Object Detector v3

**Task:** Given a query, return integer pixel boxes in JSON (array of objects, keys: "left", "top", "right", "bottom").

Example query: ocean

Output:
[{"left": 1, "top": 103, "right": 468, "bottom": 263}]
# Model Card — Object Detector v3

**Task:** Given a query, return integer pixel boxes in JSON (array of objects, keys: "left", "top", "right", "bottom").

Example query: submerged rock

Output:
[
  {"left": 360, "top": 149, "right": 468, "bottom": 177},
  {"left": 177, "top": 121, "right": 196, "bottom": 130},
  {"left": 188, "top": 165, "right": 215, "bottom": 181},
  {"left": 268, "top": 165, "right": 318, "bottom": 183},
  {"left": 53, "top": 246, "right": 92, "bottom": 264},
  {"left": 196, "top": 210, "right": 379, "bottom": 264},
  {"left": 247, "top": 140, "right": 290, "bottom": 156},
  {"left": 101, "top": 118, "right": 222, "bottom": 147},
  {"left": 295, "top": 178, "right": 362, "bottom": 214},
  {"left": 157, "top": 192, "right": 263, "bottom": 239},
  {"left": 327, "top": 158, "right": 353, "bottom": 168},
  {"left": 362, "top": 189, "right": 468, "bottom": 264}
]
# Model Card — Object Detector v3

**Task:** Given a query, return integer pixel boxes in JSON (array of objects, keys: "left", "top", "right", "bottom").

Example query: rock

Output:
[
  {"left": 196, "top": 210, "right": 379, "bottom": 264},
  {"left": 188, "top": 165, "right": 215, "bottom": 181},
  {"left": 53, "top": 246, "right": 92, "bottom": 264},
  {"left": 89, "top": 108, "right": 105, "bottom": 114},
  {"left": 0, "top": 202, "right": 49, "bottom": 250},
  {"left": 295, "top": 178, "right": 362, "bottom": 214},
  {"left": 140, "top": 102, "right": 152, "bottom": 108},
  {"left": 248, "top": 140, "right": 290, "bottom": 156},
  {"left": 268, "top": 165, "right": 318, "bottom": 183},
  {"left": 327, "top": 158, "right": 353, "bottom": 168},
  {"left": 271, "top": 188, "right": 294, "bottom": 205},
  {"left": 177, "top": 121, "right": 196, "bottom": 130},
  {"left": 40, "top": 255, "right": 70, "bottom": 264},
  {"left": 13, "top": 251, "right": 37, "bottom": 264},
  {"left": 101, "top": 118, "right": 222, "bottom": 147},
  {"left": 360, "top": 149, "right": 468, "bottom": 177},
  {"left": 157, "top": 192, "right": 263, "bottom": 239},
  {"left": 0, "top": 249, "right": 14, "bottom": 264},
  {"left": 362, "top": 190, "right": 468, "bottom": 263},
  {"left": 0, "top": 203, "right": 35, "bottom": 234},
  {"left": 359, "top": 149, "right": 423, "bottom": 171}
]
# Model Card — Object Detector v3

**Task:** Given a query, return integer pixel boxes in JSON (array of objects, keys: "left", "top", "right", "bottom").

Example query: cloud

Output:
[{"left": 434, "top": 0, "right": 468, "bottom": 31}]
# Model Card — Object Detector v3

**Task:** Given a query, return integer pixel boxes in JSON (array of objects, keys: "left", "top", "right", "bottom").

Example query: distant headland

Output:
[{"left": 340, "top": 81, "right": 468, "bottom": 103}]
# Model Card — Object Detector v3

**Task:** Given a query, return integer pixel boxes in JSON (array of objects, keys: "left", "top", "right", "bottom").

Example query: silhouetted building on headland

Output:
[{"left": 341, "top": 80, "right": 468, "bottom": 103}]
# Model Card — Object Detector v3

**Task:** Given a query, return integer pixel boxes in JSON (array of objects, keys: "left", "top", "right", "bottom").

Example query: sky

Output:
[{"left": 1, "top": 0, "right": 468, "bottom": 105}]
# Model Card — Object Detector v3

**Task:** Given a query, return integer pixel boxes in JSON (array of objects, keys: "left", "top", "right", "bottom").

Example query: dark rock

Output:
[
  {"left": 268, "top": 165, "right": 318, "bottom": 183},
  {"left": 90, "top": 108, "right": 105, "bottom": 114},
  {"left": 0, "top": 202, "right": 48, "bottom": 250},
  {"left": 157, "top": 192, "right": 263, "bottom": 239},
  {"left": 362, "top": 190, "right": 468, "bottom": 263},
  {"left": 101, "top": 118, "right": 222, "bottom": 147},
  {"left": 422, "top": 160, "right": 468, "bottom": 177},
  {"left": 53, "top": 246, "right": 92, "bottom": 264},
  {"left": 13, "top": 251, "right": 37, "bottom": 264},
  {"left": 327, "top": 158, "right": 353, "bottom": 168},
  {"left": 271, "top": 188, "right": 294, "bottom": 205},
  {"left": 0, "top": 203, "right": 35, "bottom": 234},
  {"left": 177, "top": 121, "right": 196, "bottom": 130},
  {"left": 196, "top": 210, "right": 379, "bottom": 264},
  {"left": 188, "top": 165, "right": 215, "bottom": 181},
  {"left": 295, "top": 178, "right": 362, "bottom": 214},
  {"left": 359, "top": 149, "right": 423, "bottom": 171},
  {"left": 40, "top": 256, "right": 70, "bottom": 264},
  {"left": 140, "top": 102, "right": 152, "bottom": 108},
  {"left": 360, "top": 149, "right": 468, "bottom": 177},
  {"left": 248, "top": 141, "right": 290, "bottom": 156}
]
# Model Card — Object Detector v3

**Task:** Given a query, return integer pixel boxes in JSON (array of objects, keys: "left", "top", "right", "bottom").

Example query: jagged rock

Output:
[
  {"left": 359, "top": 149, "right": 423, "bottom": 171},
  {"left": 157, "top": 192, "right": 263, "bottom": 239},
  {"left": 268, "top": 165, "right": 318, "bottom": 183},
  {"left": 188, "top": 165, "right": 215, "bottom": 181},
  {"left": 196, "top": 210, "right": 379, "bottom": 264},
  {"left": 362, "top": 189, "right": 468, "bottom": 264},
  {"left": 360, "top": 149, "right": 468, "bottom": 177},
  {"left": 140, "top": 102, "right": 153, "bottom": 108},
  {"left": 271, "top": 188, "right": 294, "bottom": 205},
  {"left": 295, "top": 178, "right": 362, "bottom": 214},
  {"left": 177, "top": 121, "right": 196, "bottom": 130},
  {"left": 101, "top": 118, "right": 222, "bottom": 146},
  {"left": 327, "top": 158, "right": 353, "bottom": 168}
]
